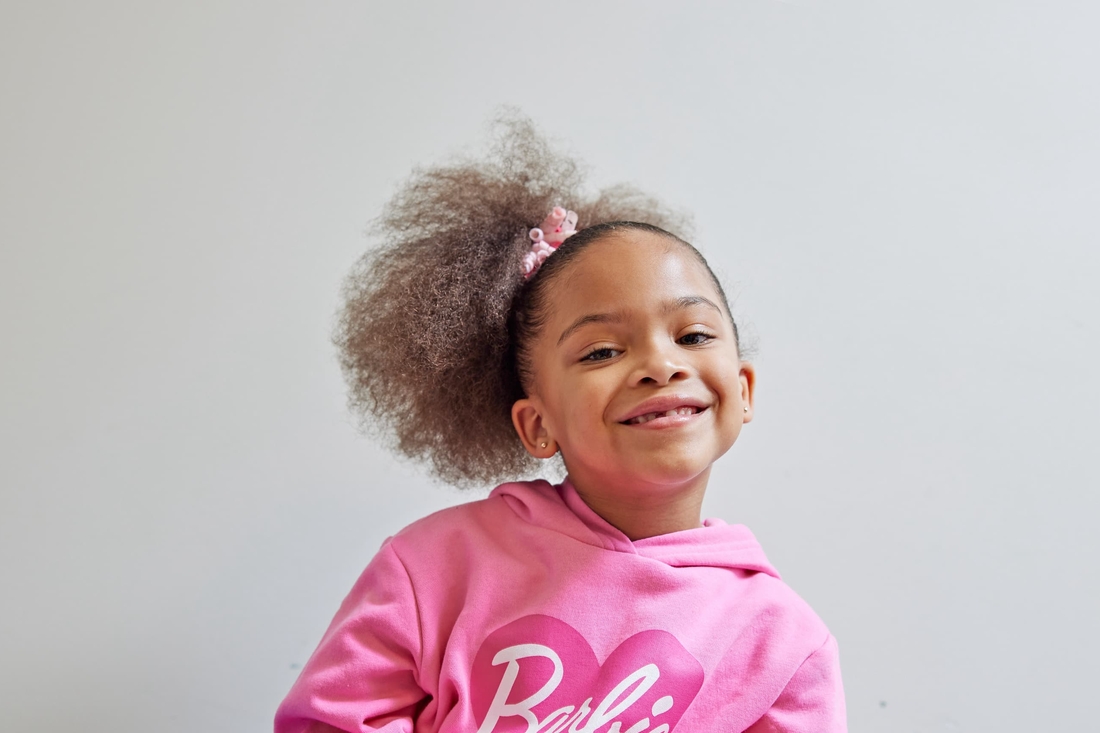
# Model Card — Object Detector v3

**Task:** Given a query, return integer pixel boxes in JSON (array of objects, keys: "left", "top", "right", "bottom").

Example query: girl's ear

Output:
[
  {"left": 740, "top": 361, "right": 756, "bottom": 423},
  {"left": 511, "top": 397, "right": 558, "bottom": 458}
]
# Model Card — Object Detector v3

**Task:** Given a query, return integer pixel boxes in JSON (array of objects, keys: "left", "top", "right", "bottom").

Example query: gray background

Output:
[{"left": 2, "top": 1, "right": 1097, "bottom": 731}]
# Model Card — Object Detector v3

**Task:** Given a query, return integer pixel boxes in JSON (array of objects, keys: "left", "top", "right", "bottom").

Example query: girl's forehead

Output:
[{"left": 556, "top": 234, "right": 720, "bottom": 306}]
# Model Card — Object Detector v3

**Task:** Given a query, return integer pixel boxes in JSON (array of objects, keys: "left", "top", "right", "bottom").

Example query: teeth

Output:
[{"left": 627, "top": 407, "right": 699, "bottom": 425}]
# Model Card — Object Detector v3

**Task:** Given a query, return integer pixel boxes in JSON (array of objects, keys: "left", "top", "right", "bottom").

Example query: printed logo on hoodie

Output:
[{"left": 471, "top": 614, "right": 704, "bottom": 733}]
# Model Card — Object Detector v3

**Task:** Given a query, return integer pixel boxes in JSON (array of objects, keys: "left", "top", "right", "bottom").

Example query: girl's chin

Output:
[{"left": 582, "top": 456, "right": 717, "bottom": 492}]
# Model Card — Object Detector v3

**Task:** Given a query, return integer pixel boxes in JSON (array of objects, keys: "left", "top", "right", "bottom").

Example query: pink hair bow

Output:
[{"left": 522, "top": 206, "right": 578, "bottom": 279}]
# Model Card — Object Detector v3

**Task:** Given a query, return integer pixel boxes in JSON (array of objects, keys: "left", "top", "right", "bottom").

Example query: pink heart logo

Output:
[{"left": 471, "top": 615, "right": 704, "bottom": 733}]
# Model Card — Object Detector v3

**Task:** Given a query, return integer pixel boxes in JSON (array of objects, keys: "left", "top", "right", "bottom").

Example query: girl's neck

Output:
[{"left": 568, "top": 469, "right": 711, "bottom": 541}]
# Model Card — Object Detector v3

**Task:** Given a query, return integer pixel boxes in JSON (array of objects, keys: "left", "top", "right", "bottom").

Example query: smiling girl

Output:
[{"left": 274, "top": 119, "right": 847, "bottom": 732}]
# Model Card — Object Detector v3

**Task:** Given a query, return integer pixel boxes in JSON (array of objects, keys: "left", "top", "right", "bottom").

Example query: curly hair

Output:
[{"left": 334, "top": 115, "right": 738, "bottom": 488}]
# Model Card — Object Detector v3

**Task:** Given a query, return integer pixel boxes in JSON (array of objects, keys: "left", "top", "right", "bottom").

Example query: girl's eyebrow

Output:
[
  {"left": 670, "top": 295, "right": 723, "bottom": 315},
  {"left": 557, "top": 312, "right": 625, "bottom": 346},
  {"left": 556, "top": 296, "right": 723, "bottom": 346}
]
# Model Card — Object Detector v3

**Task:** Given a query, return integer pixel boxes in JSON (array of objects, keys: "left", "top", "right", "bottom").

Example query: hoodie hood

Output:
[{"left": 491, "top": 478, "right": 780, "bottom": 578}]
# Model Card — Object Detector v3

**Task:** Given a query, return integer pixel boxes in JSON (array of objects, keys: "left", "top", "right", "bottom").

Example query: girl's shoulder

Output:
[{"left": 386, "top": 478, "right": 561, "bottom": 550}]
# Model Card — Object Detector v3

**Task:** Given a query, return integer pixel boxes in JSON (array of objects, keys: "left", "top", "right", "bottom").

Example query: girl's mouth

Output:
[{"left": 622, "top": 406, "right": 704, "bottom": 425}]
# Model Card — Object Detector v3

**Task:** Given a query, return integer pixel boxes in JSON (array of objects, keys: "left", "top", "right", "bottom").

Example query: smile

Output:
[{"left": 622, "top": 406, "right": 705, "bottom": 426}]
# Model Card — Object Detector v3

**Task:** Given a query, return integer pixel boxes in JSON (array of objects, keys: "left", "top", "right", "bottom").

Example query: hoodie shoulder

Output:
[
  {"left": 388, "top": 484, "right": 513, "bottom": 544},
  {"left": 386, "top": 480, "right": 604, "bottom": 560}
]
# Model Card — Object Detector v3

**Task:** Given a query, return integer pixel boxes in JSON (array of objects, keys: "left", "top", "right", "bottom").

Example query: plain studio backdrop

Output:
[{"left": 1, "top": 1, "right": 1097, "bottom": 731}]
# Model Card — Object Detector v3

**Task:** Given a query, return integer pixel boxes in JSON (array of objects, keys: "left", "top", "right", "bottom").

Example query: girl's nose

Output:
[{"left": 631, "top": 341, "right": 689, "bottom": 386}]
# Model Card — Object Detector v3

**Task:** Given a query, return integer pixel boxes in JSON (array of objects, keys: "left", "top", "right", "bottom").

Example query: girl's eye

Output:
[
  {"left": 581, "top": 347, "right": 619, "bottom": 362},
  {"left": 679, "top": 331, "right": 714, "bottom": 346}
]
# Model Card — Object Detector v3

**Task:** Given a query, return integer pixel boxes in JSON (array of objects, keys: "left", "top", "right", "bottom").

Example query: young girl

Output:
[{"left": 275, "top": 119, "right": 846, "bottom": 733}]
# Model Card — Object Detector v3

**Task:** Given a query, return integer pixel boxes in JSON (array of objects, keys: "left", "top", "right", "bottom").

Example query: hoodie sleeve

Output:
[
  {"left": 742, "top": 634, "right": 847, "bottom": 733},
  {"left": 274, "top": 542, "right": 428, "bottom": 733}
]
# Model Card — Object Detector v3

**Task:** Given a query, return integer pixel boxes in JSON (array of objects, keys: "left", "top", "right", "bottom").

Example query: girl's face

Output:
[{"left": 512, "top": 230, "right": 754, "bottom": 505}]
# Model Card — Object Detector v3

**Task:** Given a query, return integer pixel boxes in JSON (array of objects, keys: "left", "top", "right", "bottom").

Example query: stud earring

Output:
[
  {"left": 540, "top": 441, "right": 548, "bottom": 449},
  {"left": 743, "top": 407, "right": 749, "bottom": 413}
]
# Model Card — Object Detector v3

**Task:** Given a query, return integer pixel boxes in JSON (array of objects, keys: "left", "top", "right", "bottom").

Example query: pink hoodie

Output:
[{"left": 275, "top": 480, "right": 846, "bottom": 732}]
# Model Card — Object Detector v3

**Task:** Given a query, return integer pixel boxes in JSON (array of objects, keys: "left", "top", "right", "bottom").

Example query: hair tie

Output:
[{"left": 522, "top": 206, "right": 578, "bottom": 279}]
